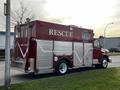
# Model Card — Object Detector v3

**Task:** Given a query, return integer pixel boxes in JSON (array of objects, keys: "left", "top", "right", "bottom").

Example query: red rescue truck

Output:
[{"left": 11, "top": 20, "right": 111, "bottom": 75}]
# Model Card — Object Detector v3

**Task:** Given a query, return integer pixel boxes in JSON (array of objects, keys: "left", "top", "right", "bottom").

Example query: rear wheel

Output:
[{"left": 55, "top": 60, "right": 68, "bottom": 75}]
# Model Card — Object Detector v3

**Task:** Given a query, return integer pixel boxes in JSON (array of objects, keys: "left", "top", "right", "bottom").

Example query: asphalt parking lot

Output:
[{"left": 0, "top": 55, "right": 120, "bottom": 86}]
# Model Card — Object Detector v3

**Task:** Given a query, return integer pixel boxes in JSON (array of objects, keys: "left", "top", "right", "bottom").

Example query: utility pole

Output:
[{"left": 4, "top": 0, "right": 11, "bottom": 89}]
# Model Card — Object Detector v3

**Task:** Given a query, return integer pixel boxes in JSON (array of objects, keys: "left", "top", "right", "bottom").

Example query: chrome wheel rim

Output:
[
  {"left": 103, "top": 60, "right": 108, "bottom": 68},
  {"left": 59, "top": 63, "right": 67, "bottom": 74}
]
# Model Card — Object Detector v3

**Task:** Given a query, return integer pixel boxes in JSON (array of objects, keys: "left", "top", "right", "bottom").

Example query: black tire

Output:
[
  {"left": 101, "top": 58, "right": 108, "bottom": 68},
  {"left": 55, "top": 60, "right": 68, "bottom": 75}
]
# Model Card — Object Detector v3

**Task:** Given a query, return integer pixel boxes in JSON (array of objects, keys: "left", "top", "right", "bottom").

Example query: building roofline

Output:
[
  {"left": 0, "top": 31, "right": 14, "bottom": 35},
  {"left": 103, "top": 37, "right": 120, "bottom": 39},
  {"left": 96, "top": 37, "right": 120, "bottom": 39}
]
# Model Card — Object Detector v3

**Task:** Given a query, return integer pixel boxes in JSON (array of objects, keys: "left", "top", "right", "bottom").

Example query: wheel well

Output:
[
  {"left": 60, "top": 58, "right": 72, "bottom": 68},
  {"left": 103, "top": 55, "right": 109, "bottom": 62}
]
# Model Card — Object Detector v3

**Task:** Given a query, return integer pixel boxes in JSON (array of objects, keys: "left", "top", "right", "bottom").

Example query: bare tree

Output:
[{"left": 11, "top": 0, "right": 35, "bottom": 25}]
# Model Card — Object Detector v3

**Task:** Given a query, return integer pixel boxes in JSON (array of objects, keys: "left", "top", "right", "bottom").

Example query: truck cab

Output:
[{"left": 93, "top": 39, "right": 112, "bottom": 68}]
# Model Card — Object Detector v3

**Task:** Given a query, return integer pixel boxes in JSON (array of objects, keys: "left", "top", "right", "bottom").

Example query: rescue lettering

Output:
[{"left": 49, "top": 29, "right": 73, "bottom": 37}]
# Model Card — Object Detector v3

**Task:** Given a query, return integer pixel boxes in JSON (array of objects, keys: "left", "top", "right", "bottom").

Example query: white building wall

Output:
[
  {"left": 0, "top": 32, "right": 14, "bottom": 49},
  {"left": 99, "top": 37, "right": 120, "bottom": 51}
]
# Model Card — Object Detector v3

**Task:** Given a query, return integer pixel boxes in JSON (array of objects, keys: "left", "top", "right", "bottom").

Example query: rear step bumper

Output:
[{"left": 11, "top": 59, "right": 25, "bottom": 71}]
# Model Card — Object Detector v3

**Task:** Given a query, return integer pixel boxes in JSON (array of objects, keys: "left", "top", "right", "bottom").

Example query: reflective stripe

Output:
[{"left": 17, "top": 42, "right": 28, "bottom": 58}]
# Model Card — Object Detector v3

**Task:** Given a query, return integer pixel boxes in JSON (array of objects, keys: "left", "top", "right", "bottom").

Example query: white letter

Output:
[
  {"left": 69, "top": 32, "right": 73, "bottom": 37},
  {"left": 49, "top": 29, "right": 54, "bottom": 35}
]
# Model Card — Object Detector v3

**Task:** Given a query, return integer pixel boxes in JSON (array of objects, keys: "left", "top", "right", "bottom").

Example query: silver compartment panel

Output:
[
  {"left": 73, "top": 42, "right": 83, "bottom": 67},
  {"left": 54, "top": 41, "right": 72, "bottom": 55},
  {"left": 84, "top": 43, "right": 93, "bottom": 66},
  {"left": 36, "top": 40, "right": 53, "bottom": 69}
]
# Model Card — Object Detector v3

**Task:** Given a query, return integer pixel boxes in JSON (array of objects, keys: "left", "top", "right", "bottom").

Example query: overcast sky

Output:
[{"left": 0, "top": 0, "right": 120, "bottom": 37}]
